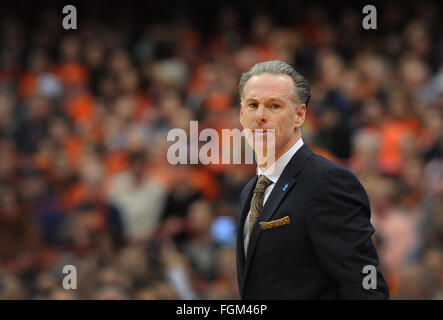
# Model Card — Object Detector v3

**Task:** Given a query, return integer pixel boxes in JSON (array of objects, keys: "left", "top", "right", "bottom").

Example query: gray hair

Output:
[{"left": 238, "top": 60, "right": 310, "bottom": 107}]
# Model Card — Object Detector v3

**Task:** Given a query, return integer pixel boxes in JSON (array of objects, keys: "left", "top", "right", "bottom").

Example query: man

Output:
[{"left": 236, "top": 60, "right": 389, "bottom": 299}]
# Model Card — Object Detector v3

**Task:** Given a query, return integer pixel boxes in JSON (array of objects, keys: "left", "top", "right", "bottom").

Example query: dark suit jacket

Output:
[{"left": 236, "top": 144, "right": 389, "bottom": 299}]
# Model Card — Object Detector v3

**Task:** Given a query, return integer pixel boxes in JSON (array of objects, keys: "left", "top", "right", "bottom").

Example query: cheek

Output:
[
  {"left": 274, "top": 119, "right": 294, "bottom": 143},
  {"left": 241, "top": 117, "right": 250, "bottom": 128},
  {"left": 276, "top": 117, "right": 293, "bottom": 134},
  {"left": 283, "top": 112, "right": 297, "bottom": 130},
  {"left": 239, "top": 110, "right": 246, "bottom": 126}
]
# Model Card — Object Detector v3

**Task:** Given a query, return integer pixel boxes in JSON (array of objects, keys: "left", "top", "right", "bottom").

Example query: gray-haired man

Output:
[{"left": 236, "top": 60, "right": 389, "bottom": 299}]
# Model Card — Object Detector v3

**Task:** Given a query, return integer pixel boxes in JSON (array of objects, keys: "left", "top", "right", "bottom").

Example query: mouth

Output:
[
  {"left": 252, "top": 128, "right": 272, "bottom": 132},
  {"left": 252, "top": 129, "right": 273, "bottom": 135},
  {"left": 251, "top": 129, "right": 276, "bottom": 146}
]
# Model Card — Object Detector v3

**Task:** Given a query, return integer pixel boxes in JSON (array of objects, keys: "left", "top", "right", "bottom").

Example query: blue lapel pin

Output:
[{"left": 282, "top": 183, "right": 289, "bottom": 191}]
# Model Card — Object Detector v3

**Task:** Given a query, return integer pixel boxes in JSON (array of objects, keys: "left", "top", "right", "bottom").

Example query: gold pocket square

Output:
[{"left": 259, "top": 216, "right": 291, "bottom": 230}]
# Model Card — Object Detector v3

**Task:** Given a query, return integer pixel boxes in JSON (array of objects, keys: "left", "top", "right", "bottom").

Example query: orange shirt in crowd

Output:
[{"left": 378, "top": 117, "right": 421, "bottom": 174}]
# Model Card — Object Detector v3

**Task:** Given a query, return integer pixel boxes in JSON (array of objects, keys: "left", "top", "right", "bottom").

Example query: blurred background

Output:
[{"left": 0, "top": 0, "right": 441, "bottom": 300}]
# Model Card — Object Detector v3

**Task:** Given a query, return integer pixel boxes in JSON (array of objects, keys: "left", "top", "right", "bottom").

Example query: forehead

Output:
[{"left": 243, "top": 73, "right": 295, "bottom": 101}]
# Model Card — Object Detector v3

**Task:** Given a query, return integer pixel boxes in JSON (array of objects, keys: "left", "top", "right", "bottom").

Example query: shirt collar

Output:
[{"left": 257, "top": 137, "right": 304, "bottom": 183}]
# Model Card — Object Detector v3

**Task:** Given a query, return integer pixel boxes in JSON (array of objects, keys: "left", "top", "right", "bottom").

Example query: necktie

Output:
[{"left": 248, "top": 175, "right": 273, "bottom": 238}]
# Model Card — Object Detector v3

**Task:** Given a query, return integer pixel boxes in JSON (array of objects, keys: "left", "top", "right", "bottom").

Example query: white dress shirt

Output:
[{"left": 243, "top": 137, "right": 304, "bottom": 256}]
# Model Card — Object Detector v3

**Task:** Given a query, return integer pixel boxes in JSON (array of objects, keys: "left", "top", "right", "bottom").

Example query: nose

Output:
[{"left": 255, "top": 104, "right": 268, "bottom": 124}]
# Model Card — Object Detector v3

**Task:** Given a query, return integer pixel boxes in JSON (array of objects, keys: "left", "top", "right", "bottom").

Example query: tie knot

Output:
[{"left": 254, "top": 175, "right": 273, "bottom": 194}]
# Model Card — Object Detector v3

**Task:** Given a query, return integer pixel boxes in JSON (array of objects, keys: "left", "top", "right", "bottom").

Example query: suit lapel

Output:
[
  {"left": 240, "top": 144, "right": 313, "bottom": 294},
  {"left": 236, "top": 175, "right": 257, "bottom": 294}
]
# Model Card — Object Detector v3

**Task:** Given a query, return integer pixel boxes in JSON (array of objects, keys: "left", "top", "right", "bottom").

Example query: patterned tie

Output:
[{"left": 248, "top": 175, "right": 273, "bottom": 238}]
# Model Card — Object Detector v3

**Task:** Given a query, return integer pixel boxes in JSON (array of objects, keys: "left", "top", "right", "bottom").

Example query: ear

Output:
[{"left": 294, "top": 104, "right": 306, "bottom": 127}]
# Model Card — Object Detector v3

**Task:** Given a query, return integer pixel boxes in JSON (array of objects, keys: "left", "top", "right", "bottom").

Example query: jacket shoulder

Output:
[
  {"left": 306, "top": 152, "right": 370, "bottom": 207},
  {"left": 305, "top": 152, "right": 359, "bottom": 181}
]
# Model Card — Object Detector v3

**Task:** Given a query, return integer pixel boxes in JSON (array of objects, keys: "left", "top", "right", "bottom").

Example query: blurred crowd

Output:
[{"left": 0, "top": 1, "right": 442, "bottom": 299}]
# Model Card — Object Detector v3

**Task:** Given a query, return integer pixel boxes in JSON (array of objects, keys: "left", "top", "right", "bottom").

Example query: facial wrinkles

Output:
[
  {"left": 243, "top": 74, "right": 295, "bottom": 105},
  {"left": 242, "top": 96, "right": 294, "bottom": 131}
]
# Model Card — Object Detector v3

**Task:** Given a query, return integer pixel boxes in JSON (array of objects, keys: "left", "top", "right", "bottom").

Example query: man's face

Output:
[{"left": 239, "top": 73, "right": 305, "bottom": 160}]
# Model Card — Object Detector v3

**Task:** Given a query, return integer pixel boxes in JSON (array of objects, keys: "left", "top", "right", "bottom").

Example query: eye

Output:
[
  {"left": 248, "top": 103, "right": 258, "bottom": 108},
  {"left": 270, "top": 104, "right": 280, "bottom": 109}
]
